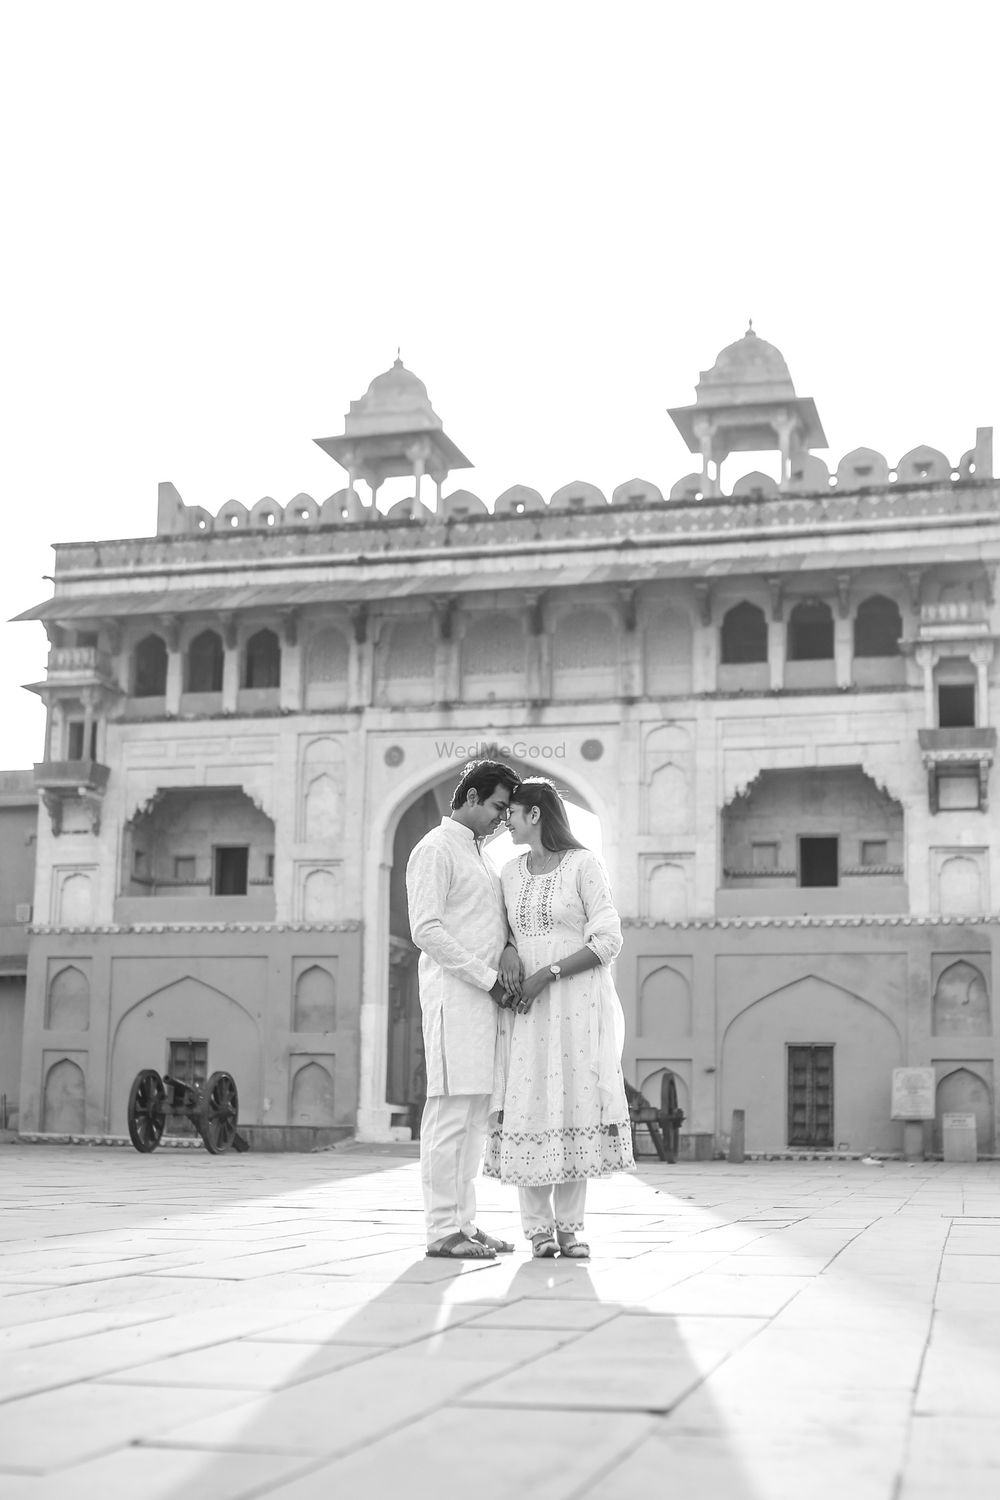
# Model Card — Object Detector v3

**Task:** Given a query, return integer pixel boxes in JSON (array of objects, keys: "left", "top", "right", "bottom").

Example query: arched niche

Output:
[
  {"left": 648, "top": 766, "right": 689, "bottom": 836},
  {"left": 551, "top": 607, "right": 617, "bottom": 698},
  {"left": 647, "top": 862, "right": 689, "bottom": 920},
  {"left": 303, "top": 775, "right": 340, "bottom": 843},
  {"left": 42, "top": 1058, "right": 85, "bottom": 1134},
  {"left": 644, "top": 608, "right": 693, "bottom": 696},
  {"left": 721, "top": 975, "right": 902, "bottom": 1155},
  {"left": 787, "top": 598, "right": 834, "bottom": 661},
  {"left": 290, "top": 1061, "right": 335, "bottom": 1126},
  {"left": 46, "top": 965, "right": 90, "bottom": 1030},
  {"left": 638, "top": 963, "right": 691, "bottom": 1037},
  {"left": 302, "top": 867, "right": 337, "bottom": 921},
  {"left": 58, "top": 872, "right": 94, "bottom": 925},
  {"left": 108, "top": 976, "right": 260, "bottom": 1134},
  {"left": 293, "top": 965, "right": 337, "bottom": 1031},
  {"left": 938, "top": 856, "right": 984, "bottom": 916},
  {"left": 932, "top": 960, "right": 991, "bottom": 1036},
  {"left": 934, "top": 1067, "right": 994, "bottom": 1154}
]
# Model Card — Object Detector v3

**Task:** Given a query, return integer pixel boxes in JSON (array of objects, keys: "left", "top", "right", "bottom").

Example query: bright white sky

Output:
[{"left": 1, "top": 0, "right": 996, "bottom": 768}]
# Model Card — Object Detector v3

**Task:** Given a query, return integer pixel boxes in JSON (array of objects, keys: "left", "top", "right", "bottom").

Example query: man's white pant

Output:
[
  {"left": 420, "top": 1093, "right": 490, "bottom": 1245},
  {"left": 518, "top": 1180, "right": 588, "bottom": 1239}
]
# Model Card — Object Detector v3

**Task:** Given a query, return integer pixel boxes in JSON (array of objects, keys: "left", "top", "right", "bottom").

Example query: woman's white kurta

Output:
[
  {"left": 484, "top": 848, "right": 634, "bottom": 1186},
  {"left": 405, "top": 818, "right": 507, "bottom": 1097}
]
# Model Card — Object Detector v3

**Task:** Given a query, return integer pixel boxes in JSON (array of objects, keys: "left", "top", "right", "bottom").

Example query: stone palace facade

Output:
[{"left": 14, "top": 330, "right": 1000, "bottom": 1155}]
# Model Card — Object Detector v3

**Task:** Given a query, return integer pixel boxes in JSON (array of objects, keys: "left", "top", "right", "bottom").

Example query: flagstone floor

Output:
[{"left": 1, "top": 1142, "right": 998, "bottom": 1499}]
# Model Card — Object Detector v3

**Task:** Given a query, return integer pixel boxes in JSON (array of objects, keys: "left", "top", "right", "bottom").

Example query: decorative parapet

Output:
[
  {"left": 36, "top": 475, "right": 1000, "bottom": 581},
  {"left": 621, "top": 913, "right": 1000, "bottom": 930},
  {"left": 28, "top": 919, "right": 364, "bottom": 934}
]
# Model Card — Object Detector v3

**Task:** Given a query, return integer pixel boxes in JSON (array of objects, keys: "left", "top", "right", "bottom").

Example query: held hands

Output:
[
  {"left": 497, "top": 945, "right": 524, "bottom": 1008},
  {"left": 514, "top": 967, "right": 551, "bottom": 1014}
]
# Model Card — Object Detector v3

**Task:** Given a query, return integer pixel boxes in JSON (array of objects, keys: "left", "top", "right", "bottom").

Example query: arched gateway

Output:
[{"left": 358, "top": 759, "right": 602, "bottom": 1142}]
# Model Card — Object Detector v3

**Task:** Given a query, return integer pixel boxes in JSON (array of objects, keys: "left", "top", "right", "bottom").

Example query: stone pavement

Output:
[{"left": 1, "top": 1146, "right": 999, "bottom": 1500}]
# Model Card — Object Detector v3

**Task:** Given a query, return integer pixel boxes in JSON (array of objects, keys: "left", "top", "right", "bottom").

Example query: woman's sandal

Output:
[
  {"left": 531, "top": 1232, "right": 559, "bottom": 1259},
  {"left": 557, "top": 1234, "right": 590, "bottom": 1259}
]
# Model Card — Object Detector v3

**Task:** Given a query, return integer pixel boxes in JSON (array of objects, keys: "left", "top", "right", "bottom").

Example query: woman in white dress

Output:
[{"left": 484, "top": 778, "right": 634, "bottom": 1258}]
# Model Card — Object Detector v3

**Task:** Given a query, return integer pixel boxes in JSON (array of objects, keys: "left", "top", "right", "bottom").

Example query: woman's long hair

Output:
[{"left": 510, "top": 778, "right": 586, "bottom": 853}]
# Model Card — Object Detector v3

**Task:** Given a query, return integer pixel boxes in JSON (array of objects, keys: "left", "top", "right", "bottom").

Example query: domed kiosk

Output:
[
  {"left": 315, "top": 356, "right": 472, "bottom": 518},
  {"left": 668, "top": 325, "right": 827, "bottom": 495}
]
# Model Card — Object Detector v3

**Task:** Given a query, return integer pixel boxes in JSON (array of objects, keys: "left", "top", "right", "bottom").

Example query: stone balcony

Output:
[
  {"left": 917, "top": 727, "right": 997, "bottom": 758},
  {"left": 918, "top": 601, "right": 992, "bottom": 640},
  {"left": 45, "top": 646, "right": 118, "bottom": 684},
  {"left": 33, "top": 760, "right": 111, "bottom": 836}
]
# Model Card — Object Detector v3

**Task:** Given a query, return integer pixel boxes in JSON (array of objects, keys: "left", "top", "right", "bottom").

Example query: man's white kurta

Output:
[{"left": 406, "top": 817, "right": 507, "bottom": 1097}]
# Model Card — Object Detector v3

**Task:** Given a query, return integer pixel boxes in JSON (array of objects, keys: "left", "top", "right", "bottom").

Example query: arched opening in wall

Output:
[
  {"left": 385, "top": 762, "right": 598, "bottom": 1137},
  {"left": 786, "top": 599, "right": 834, "bottom": 688},
  {"left": 852, "top": 595, "right": 904, "bottom": 687},
  {"left": 932, "top": 960, "right": 991, "bottom": 1036},
  {"left": 119, "top": 787, "right": 275, "bottom": 920},
  {"left": 242, "top": 629, "right": 281, "bottom": 690},
  {"left": 133, "top": 635, "right": 167, "bottom": 698},
  {"left": 185, "top": 629, "right": 224, "bottom": 694},
  {"left": 720, "top": 766, "right": 905, "bottom": 912},
  {"left": 46, "top": 965, "right": 90, "bottom": 1030},
  {"left": 720, "top": 602, "right": 768, "bottom": 664}
]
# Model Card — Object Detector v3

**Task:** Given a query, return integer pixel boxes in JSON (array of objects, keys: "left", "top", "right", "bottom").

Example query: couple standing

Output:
[{"left": 405, "top": 758, "right": 634, "bottom": 1261}]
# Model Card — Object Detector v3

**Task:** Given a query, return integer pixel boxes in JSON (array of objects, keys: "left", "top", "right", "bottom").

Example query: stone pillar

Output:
[
  {"left": 618, "top": 589, "right": 641, "bottom": 697},
  {"left": 221, "top": 615, "right": 240, "bottom": 714},
  {"left": 834, "top": 617, "right": 853, "bottom": 689},
  {"left": 915, "top": 645, "right": 935, "bottom": 727},
  {"left": 972, "top": 643, "right": 993, "bottom": 726},
  {"left": 526, "top": 594, "right": 548, "bottom": 699},
  {"left": 279, "top": 611, "right": 302, "bottom": 712},
  {"left": 349, "top": 608, "right": 373, "bottom": 709},
  {"left": 354, "top": 853, "right": 396, "bottom": 1142},
  {"left": 162, "top": 615, "right": 182, "bottom": 715}
]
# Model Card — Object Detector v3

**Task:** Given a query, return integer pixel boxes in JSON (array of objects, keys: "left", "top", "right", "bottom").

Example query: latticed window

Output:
[
  {"left": 306, "top": 628, "right": 349, "bottom": 683},
  {"left": 463, "top": 615, "right": 525, "bottom": 676},
  {"left": 552, "top": 609, "right": 617, "bottom": 671},
  {"left": 385, "top": 621, "right": 435, "bottom": 680},
  {"left": 854, "top": 596, "right": 901, "bottom": 658},
  {"left": 720, "top": 602, "right": 768, "bottom": 664}
]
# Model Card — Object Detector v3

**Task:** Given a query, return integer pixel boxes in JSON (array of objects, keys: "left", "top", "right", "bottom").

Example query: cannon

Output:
[
  {"left": 626, "top": 1071, "right": 685, "bottom": 1163},
  {"left": 127, "top": 1068, "right": 250, "bottom": 1154}
]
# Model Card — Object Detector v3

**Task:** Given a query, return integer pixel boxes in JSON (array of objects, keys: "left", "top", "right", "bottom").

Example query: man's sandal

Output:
[
  {"left": 425, "top": 1231, "right": 496, "bottom": 1260},
  {"left": 470, "top": 1228, "right": 515, "bottom": 1254},
  {"left": 557, "top": 1234, "right": 590, "bottom": 1259},
  {"left": 531, "top": 1232, "right": 559, "bottom": 1259}
]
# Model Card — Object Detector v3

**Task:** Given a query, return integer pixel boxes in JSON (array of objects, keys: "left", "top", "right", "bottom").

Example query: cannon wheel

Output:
[
  {"left": 660, "top": 1072, "right": 682, "bottom": 1164},
  {"left": 128, "top": 1069, "right": 167, "bottom": 1152},
  {"left": 198, "top": 1071, "right": 239, "bottom": 1154}
]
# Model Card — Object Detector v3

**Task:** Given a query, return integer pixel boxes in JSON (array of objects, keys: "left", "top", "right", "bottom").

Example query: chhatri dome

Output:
[
  {"left": 343, "top": 355, "right": 443, "bottom": 438},
  {"left": 695, "top": 323, "right": 796, "bottom": 408}
]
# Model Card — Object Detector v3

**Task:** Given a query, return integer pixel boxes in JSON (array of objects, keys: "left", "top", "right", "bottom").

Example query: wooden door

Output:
[{"left": 787, "top": 1045, "right": 834, "bottom": 1148}]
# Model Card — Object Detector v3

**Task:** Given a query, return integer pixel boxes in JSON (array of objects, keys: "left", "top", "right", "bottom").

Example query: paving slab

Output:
[{"left": 1, "top": 1145, "right": 1000, "bottom": 1495}]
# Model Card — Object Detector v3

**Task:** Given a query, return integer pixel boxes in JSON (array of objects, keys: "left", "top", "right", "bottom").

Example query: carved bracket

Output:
[
  {"left": 279, "top": 609, "right": 299, "bottom": 647},
  {"left": 693, "top": 582, "right": 712, "bottom": 627},
  {"left": 905, "top": 568, "right": 924, "bottom": 612},
  {"left": 765, "top": 577, "right": 784, "bottom": 622},
  {"left": 160, "top": 614, "right": 181, "bottom": 652},
  {"left": 219, "top": 612, "right": 238, "bottom": 651},
  {"left": 525, "top": 591, "right": 547, "bottom": 637},
  {"left": 617, "top": 587, "right": 638, "bottom": 633},
  {"left": 431, "top": 596, "right": 457, "bottom": 642},
  {"left": 351, "top": 603, "right": 368, "bottom": 646},
  {"left": 835, "top": 572, "right": 852, "bottom": 620}
]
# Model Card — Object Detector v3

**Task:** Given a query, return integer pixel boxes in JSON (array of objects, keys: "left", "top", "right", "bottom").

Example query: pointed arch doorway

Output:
[{"left": 385, "top": 762, "right": 600, "bottom": 1138}]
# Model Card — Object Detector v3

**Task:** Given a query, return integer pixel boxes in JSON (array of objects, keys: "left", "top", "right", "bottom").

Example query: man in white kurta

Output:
[{"left": 406, "top": 764, "right": 516, "bottom": 1256}]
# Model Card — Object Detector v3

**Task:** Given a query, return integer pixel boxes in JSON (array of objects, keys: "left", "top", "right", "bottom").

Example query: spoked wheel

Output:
[
  {"left": 128, "top": 1069, "right": 167, "bottom": 1152},
  {"left": 198, "top": 1071, "right": 239, "bottom": 1154}
]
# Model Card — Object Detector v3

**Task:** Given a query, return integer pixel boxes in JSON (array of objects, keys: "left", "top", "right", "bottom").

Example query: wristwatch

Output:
[{"left": 548, "top": 963, "right": 562, "bottom": 981}]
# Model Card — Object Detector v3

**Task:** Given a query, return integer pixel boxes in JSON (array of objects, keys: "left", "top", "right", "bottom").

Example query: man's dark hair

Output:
[{"left": 451, "top": 759, "right": 519, "bottom": 810}]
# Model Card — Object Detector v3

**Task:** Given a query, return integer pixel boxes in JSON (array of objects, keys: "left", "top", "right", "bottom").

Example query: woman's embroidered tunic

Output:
[{"left": 485, "top": 848, "right": 634, "bottom": 1186}]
